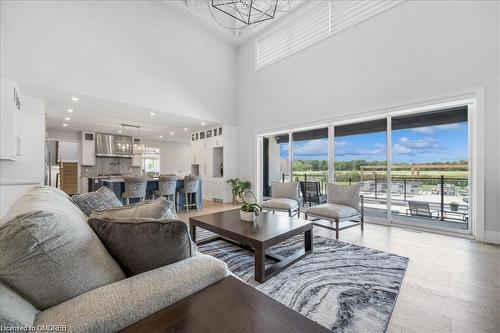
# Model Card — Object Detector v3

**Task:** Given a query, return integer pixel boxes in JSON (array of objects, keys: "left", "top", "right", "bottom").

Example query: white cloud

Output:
[
  {"left": 393, "top": 136, "right": 438, "bottom": 155},
  {"left": 293, "top": 139, "right": 328, "bottom": 156},
  {"left": 369, "top": 149, "right": 385, "bottom": 155},
  {"left": 398, "top": 136, "right": 436, "bottom": 149},
  {"left": 410, "top": 122, "right": 461, "bottom": 134},
  {"left": 410, "top": 127, "right": 435, "bottom": 134},
  {"left": 436, "top": 123, "right": 460, "bottom": 130},
  {"left": 392, "top": 144, "right": 412, "bottom": 155}
]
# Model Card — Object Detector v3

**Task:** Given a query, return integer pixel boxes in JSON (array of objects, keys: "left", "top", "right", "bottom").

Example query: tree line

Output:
[{"left": 292, "top": 159, "right": 468, "bottom": 172}]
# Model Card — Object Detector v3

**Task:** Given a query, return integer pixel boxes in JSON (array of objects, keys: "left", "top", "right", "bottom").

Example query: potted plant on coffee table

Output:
[{"left": 240, "top": 191, "right": 262, "bottom": 222}]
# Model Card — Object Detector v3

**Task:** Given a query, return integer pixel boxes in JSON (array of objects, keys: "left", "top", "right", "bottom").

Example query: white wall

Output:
[
  {"left": 46, "top": 129, "right": 80, "bottom": 142},
  {"left": 59, "top": 141, "right": 78, "bottom": 162},
  {"left": 142, "top": 139, "right": 191, "bottom": 175},
  {"left": 236, "top": 1, "right": 500, "bottom": 234},
  {"left": 0, "top": 96, "right": 45, "bottom": 217},
  {"left": 0, "top": 1, "right": 238, "bottom": 124}
]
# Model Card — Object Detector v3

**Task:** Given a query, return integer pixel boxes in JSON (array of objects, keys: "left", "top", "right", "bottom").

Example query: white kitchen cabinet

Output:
[
  {"left": 198, "top": 138, "right": 213, "bottom": 179},
  {"left": 211, "top": 180, "right": 223, "bottom": 201},
  {"left": 191, "top": 125, "right": 237, "bottom": 203},
  {"left": 203, "top": 180, "right": 228, "bottom": 201},
  {"left": 213, "top": 136, "right": 223, "bottom": 148},
  {"left": 81, "top": 132, "right": 95, "bottom": 166},
  {"left": 0, "top": 78, "right": 21, "bottom": 160},
  {"left": 202, "top": 180, "right": 212, "bottom": 200},
  {"left": 191, "top": 143, "right": 196, "bottom": 164},
  {"left": 191, "top": 141, "right": 201, "bottom": 165}
]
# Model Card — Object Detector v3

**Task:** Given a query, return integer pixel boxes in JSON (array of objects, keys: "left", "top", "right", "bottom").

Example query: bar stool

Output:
[
  {"left": 153, "top": 174, "right": 178, "bottom": 211},
  {"left": 179, "top": 176, "right": 200, "bottom": 212},
  {"left": 122, "top": 176, "right": 148, "bottom": 205}
]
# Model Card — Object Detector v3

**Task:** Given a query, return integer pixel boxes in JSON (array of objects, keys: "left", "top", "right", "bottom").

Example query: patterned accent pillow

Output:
[
  {"left": 72, "top": 187, "right": 123, "bottom": 216},
  {"left": 89, "top": 197, "right": 177, "bottom": 220}
]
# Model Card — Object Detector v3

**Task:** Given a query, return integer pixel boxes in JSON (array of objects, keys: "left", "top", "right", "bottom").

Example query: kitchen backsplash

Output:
[{"left": 81, "top": 157, "right": 141, "bottom": 177}]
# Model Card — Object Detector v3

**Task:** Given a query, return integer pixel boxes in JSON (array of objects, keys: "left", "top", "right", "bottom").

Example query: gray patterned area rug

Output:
[{"left": 198, "top": 230, "right": 408, "bottom": 333}]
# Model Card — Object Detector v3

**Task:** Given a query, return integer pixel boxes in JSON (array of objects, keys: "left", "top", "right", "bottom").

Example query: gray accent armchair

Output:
[
  {"left": 304, "top": 183, "right": 364, "bottom": 239},
  {"left": 261, "top": 182, "right": 300, "bottom": 217}
]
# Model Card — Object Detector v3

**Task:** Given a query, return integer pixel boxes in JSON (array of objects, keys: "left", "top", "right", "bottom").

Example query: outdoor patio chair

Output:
[
  {"left": 391, "top": 182, "right": 403, "bottom": 195},
  {"left": 304, "top": 183, "right": 364, "bottom": 239},
  {"left": 408, "top": 182, "right": 422, "bottom": 195},
  {"left": 360, "top": 180, "right": 373, "bottom": 192},
  {"left": 299, "top": 181, "right": 326, "bottom": 207},
  {"left": 261, "top": 182, "right": 300, "bottom": 217},
  {"left": 407, "top": 200, "right": 440, "bottom": 218},
  {"left": 444, "top": 184, "right": 456, "bottom": 196},
  {"left": 432, "top": 184, "right": 456, "bottom": 196},
  {"left": 377, "top": 181, "right": 387, "bottom": 193}
]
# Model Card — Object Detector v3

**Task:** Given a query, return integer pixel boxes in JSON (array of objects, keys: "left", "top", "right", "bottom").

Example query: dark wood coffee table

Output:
[
  {"left": 119, "top": 276, "right": 329, "bottom": 333},
  {"left": 189, "top": 209, "right": 313, "bottom": 283}
]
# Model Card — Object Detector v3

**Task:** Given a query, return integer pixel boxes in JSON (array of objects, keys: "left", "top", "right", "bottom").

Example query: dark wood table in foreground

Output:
[
  {"left": 189, "top": 209, "right": 313, "bottom": 283},
  {"left": 119, "top": 276, "right": 329, "bottom": 333}
]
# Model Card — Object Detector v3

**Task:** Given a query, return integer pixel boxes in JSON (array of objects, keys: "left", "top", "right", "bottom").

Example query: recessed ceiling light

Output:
[
  {"left": 118, "top": 130, "right": 122, "bottom": 134},
  {"left": 159, "top": 135, "right": 163, "bottom": 138},
  {"left": 64, "top": 117, "right": 71, "bottom": 121},
  {"left": 201, "top": 122, "right": 206, "bottom": 126},
  {"left": 170, "top": 131, "right": 174, "bottom": 135},
  {"left": 62, "top": 123, "right": 68, "bottom": 127},
  {"left": 67, "top": 109, "right": 74, "bottom": 113},
  {"left": 184, "top": 128, "right": 188, "bottom": 131},
  {"left": 71, "top": 97, "right": 78, "bottom": 101},
  {"left": 150, "top": 112, "right": 155, "bottom": 116}
]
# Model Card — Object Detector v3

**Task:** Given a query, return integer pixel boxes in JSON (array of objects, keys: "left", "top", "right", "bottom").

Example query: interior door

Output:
[{"left": 60, "top": 162, "right": 78, "bottom": 195}]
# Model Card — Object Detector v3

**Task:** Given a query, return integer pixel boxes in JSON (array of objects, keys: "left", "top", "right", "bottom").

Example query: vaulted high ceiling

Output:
[
  {"left": 1, "top": 1, "right": 239, "bottom": 141},
  {"left": 161, "top": 0, "right": 308, "bottom": 45}
]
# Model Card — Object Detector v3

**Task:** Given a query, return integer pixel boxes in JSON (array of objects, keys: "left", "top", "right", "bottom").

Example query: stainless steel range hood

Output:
[{"left": 95, "top": 133, "right": 133, "bottom": 157}]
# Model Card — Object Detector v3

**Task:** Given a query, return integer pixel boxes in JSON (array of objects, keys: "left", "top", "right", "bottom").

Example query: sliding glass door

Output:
[
  {"left": 258, "top": 104, "right": 472, "bottom": 234},
  {"left": 291, "top": 128, "right": 328, "bottom": 206},
  {"left": 334, "top": 119, "right": 388, "bottom": 220},
  {"left": 390, "top": 107, "right": 469, "bottom": 231}
]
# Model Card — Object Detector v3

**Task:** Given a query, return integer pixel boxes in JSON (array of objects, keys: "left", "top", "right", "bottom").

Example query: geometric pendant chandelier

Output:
[{"left": 208, "top": 0, "right": 290, "bottom": 31}]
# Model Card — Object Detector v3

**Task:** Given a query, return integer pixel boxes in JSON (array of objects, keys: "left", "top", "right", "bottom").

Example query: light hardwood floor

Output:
[{"left": 177, "top": 201, "right": 500, "bottom": 333}]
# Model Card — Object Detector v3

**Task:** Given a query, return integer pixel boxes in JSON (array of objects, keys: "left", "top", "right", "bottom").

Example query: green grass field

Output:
[{"left": 292, "top": 170, "right": 468, "bottom": 179}]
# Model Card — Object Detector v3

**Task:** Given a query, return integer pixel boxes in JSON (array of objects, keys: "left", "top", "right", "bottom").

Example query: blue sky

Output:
[{"left": 280, "top": 122, "right": 468, "bottom": 163}]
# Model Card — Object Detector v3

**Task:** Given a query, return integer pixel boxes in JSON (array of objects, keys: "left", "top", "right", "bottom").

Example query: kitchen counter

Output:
[
  {"left": 102, "top": 177, "right": 157, "bottom": 183},
  {"left": 101, "top": 177, "right": 203, "bottom": 210}
]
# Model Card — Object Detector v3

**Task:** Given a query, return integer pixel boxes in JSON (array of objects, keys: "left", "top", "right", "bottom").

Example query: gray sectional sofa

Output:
[{"left": 0, "top": 186, "right": 229, "bottom": 332}]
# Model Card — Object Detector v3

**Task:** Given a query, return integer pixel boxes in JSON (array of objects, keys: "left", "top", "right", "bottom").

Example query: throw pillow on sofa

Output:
[
  {"left": 88, "top": 218, "right": 195, "bottom": 276},
  {"left": 0, "top": 186, "right": 125, "bottom": 310},
  {"left": 89, "top": 196, "right": 177, "bottom": 220},
  {"left": 72, "top": 186, "right": 123, "bottom": 216},
  {"left": 0, "top": 282, "right": 39, "bottom": 328}
]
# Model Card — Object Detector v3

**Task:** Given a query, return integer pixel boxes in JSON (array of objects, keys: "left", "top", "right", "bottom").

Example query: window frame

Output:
[
  {"left": 141, "top": 147, "right": 161, "bottom": 173},
  {"left": 255, "top": 88, "right": 484, "bottom": 240}
]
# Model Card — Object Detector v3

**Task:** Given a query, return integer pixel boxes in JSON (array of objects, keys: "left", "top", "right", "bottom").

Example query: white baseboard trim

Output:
[{"left": 484, "top": 230, "right": 500, "bottom": 245}]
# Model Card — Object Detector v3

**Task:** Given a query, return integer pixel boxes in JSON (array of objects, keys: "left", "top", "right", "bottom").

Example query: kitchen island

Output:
[{"left": 100, "top": 177, "right": 203, "bottom": 210}]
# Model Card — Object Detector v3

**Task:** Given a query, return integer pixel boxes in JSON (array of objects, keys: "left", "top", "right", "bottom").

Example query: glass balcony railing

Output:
[{"left": 282, "top": 172, "right": 469, "bottom": 229}]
